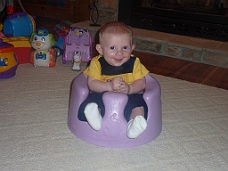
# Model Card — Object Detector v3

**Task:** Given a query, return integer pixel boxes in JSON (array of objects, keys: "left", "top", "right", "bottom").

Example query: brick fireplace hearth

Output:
[{"left": 73, "top": 0, "right": 228, "bottom": 68}]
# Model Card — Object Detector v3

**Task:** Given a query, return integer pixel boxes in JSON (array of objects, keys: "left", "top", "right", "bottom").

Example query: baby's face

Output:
[{"left": 96, "top": 33, "right": 135, "bottom": 66}]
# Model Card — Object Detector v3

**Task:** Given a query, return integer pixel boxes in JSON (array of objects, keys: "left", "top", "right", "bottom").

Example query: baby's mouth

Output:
[{"left": 114, "top": 59, "right": 123, "bottom": 63}]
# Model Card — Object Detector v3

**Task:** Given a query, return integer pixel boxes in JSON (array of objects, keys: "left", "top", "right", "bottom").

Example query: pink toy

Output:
[
  {"left": 68, "top": 73, "right": 162, "bottom": 148},
  {"left": 62, "top": 28, "right": 92, "bottom": 64}
]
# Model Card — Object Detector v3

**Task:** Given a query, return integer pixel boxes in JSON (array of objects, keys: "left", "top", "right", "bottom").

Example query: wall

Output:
[{"left": 92, "top": 0, "right": 118, "bottom": 24}]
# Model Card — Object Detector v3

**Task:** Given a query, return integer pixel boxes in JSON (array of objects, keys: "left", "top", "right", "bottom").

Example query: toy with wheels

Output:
[
  {"left": 0, "top": 39, "right": 18, "bottom": 78},
  {"left": 68, "top": 73, "right": 162, "bottom": 148},
  {"left": 29, "top": 28, "right": 56, "bottom": 67}
]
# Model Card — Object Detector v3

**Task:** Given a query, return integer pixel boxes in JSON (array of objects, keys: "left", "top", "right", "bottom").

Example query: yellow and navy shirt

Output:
[{"left": 83, "top": 54, "right": 149, "bottom": 84}]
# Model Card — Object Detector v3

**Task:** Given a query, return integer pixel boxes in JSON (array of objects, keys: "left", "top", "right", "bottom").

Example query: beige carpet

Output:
[{"left": 1, "top": 59, "right": 228, "bottom": 171}]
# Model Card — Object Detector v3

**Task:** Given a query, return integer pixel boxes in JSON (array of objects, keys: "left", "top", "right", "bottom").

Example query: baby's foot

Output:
[
  {"left": 127, "top": 115, "right": 147, "bottom": 138},
  {"left": 84, "top": 103, "right": 102, "bottom": 131}
]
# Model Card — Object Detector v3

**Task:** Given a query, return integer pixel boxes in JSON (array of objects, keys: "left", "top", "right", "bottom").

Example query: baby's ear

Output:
[
  {"left": 131, "top": 44, "right": 135, "bottom": 51},
  {"left": 96, "top": 44, "right": 103, "bottom": 55}
]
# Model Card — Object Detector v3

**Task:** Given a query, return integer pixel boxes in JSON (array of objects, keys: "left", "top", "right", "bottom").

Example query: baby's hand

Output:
[
  {"left": 119, "top": 80, "right": 130, "bottom": 94},
  {"left": 111, "top": 77, "right": 123, "bottom": 92},
  {"left": 111, "top": 78, "right": 130, "bottom": 94}
]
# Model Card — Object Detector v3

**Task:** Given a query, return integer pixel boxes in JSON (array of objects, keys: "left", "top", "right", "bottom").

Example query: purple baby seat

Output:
[{"left": 68, "top": 73, "right": 162, "bottom": 148}]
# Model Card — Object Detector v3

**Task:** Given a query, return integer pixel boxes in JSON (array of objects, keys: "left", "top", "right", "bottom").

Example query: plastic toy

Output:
[
  {"left": 52, "top": 34, "right": 65, "bottom": 57},
  {"left": 0, "top": 39, "right": 18, "bottom": 78},
  {"left": 29, "top": 28, "right": 56, "bottom": 67},
  {"left": 3, "top": 12, "right": 36, "bottom": 37},
  {"left": 53, "top": 20, "right": 74, "bottom": 57},
  {"left": 68, "top": 73, "right": 162, "bottom": 148},
  {"left": 62, "top": 28, "right": 92, "bottom": 64},
  {"left": 72, "top": 51, "right": 81, "bottom": 71},
  {"left": 2, "top": 37, "right": 31, "bottom": 64},
  {"left": 54, "top": 20, "right": 73, "bottom": 35}
]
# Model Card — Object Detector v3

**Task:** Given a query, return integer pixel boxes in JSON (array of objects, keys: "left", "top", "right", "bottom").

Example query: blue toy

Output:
[{"left": 3, "top": 12, "right": 36, "bottom": 37}]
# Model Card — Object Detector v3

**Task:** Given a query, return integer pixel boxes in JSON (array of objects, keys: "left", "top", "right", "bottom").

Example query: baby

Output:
[{"left": 78, "top": 21, "right": 149, "bottom": 138}]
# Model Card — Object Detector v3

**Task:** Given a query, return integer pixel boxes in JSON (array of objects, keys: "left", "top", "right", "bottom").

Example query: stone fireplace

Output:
[
  {"left": 95, "top": 0, "right": 228, "bottom": 41},
  {"left": 91, "top": 0, "right": 118, "bottom": 24},
  {"left": 73, "top": 0, "right": 228, "bottom": 68}
]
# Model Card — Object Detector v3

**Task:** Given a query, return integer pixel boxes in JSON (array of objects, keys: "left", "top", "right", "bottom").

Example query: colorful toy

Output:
[
  {"left": 3, "top": 12, "right": 36, "bottom": 37},
  {"left": 29, "top": 28, "right": 56, "bottom": 67},
  {"left": 62, "top": 28, "right": 92, "bottom": 64},
  {"left": 2, "top": 37, "right": 31, "bottom": 64},
  {"left": 0, "top": 39, "right": 18, "bottom": 78},
  {"left": 52, "top": 20, "right": 72, "bottom": 57},
  {"left": 72, "top": 51, "right": 81, "bottom": 71},
  {"left": 54, "top": 20, "right": 73, "bottom": 35},
  {"left": 68, "top": 73, "right": 162, "bottom": 148}
]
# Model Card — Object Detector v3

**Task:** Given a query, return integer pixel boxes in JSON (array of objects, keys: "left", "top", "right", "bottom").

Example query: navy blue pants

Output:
[{"left": 78, "top": 92, "right": 148, "bottom": 122}]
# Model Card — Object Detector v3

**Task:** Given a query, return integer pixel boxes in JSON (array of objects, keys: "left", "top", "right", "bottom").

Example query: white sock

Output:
[
  {"left": 127, "top": 115, "right": 147, "bottom": 138},
  {"left": 84, "top": 103, "right": 102, "bottom": 131}
]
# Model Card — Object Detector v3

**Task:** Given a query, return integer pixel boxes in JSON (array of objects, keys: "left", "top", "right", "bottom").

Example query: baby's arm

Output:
[
  {"left": 87, "top": 76, "right": 146, "bottom": 94},
  {"left": 87, "top": 76, "right": 112, "bottom": 92}
]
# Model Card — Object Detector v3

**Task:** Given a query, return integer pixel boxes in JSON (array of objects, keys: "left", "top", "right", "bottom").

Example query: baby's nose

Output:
[{"left": 116, "top": 49, "right": 124, "bottom": 55}]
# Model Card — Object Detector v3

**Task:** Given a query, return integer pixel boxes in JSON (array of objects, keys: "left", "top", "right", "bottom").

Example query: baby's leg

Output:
[
  {"left": 84, "top": 102, "right": 102, "bottom": 131},
  {"left": 127, "top": 107, "right": 147, "bottom": 138}
]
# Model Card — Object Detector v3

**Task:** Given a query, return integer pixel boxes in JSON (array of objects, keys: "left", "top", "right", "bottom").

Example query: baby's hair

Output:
[{"left": 98, "top": 21, "right": 133, "bottom": 43}]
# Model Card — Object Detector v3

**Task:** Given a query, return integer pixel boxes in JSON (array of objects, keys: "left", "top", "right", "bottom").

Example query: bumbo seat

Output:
[{"left": 68, "top": 73, "right": 162, "bottom": 148}]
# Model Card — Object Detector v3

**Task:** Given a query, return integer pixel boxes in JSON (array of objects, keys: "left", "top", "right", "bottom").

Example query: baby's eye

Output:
[
  {"left": 122, "top": 46, "right": 128, "bottom": 50},
  {"left": 110, "top": 46, "right": 116, "bottom": 50}
]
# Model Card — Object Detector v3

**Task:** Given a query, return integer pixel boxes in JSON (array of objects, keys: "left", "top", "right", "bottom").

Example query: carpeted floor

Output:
[{"left": 1, "top": 58, "right": 228, "bottom": 171}]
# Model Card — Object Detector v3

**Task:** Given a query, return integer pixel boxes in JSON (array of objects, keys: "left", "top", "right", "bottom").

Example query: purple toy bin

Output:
[
  {"left": 68, "top": 73, "right": 162, "bottom": 148},
  {"left": 62, "top": 28, "right": 92, "bottom": 64}
]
